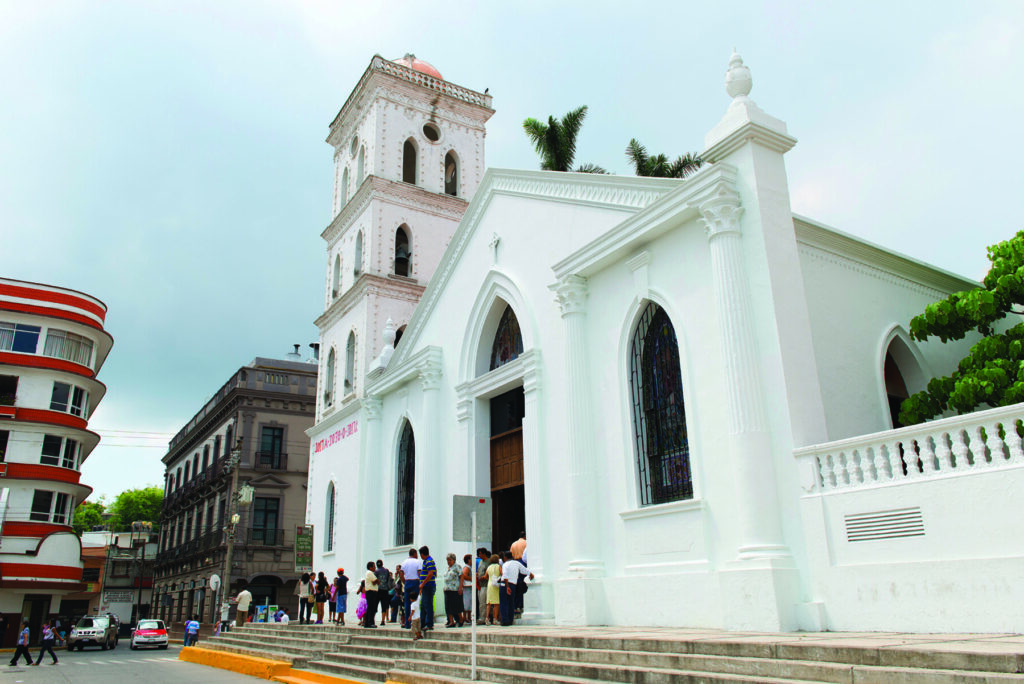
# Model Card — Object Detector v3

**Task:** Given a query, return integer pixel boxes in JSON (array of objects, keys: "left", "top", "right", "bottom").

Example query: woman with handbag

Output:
[{"left": 315, "top": 571, "right": 329, "bottom": 624}]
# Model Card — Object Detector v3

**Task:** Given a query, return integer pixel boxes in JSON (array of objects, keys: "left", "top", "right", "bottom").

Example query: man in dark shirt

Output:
[
  {"left": 418, "top": 545, "right": 437, "bottom": 631},
  {"left": 334, "top": 569, "right": 349, "bottom": 625},
  {"left": 374, "top": 560, "right": 392, "bottom": 624}
]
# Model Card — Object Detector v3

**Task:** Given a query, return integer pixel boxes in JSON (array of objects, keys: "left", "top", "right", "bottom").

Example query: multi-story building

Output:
[
  {"left": 152, "top": 355, "right": 316, "bottom": 625},
  {"left": 0, "top": 277, "right": 111, "bottom": 644},
  {"left": 100, "top": 527, "right": 158, "bottom": 629}
]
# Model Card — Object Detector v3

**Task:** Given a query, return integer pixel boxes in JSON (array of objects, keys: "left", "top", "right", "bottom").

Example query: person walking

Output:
[
  {"left": 399, "top": 548, "right": 421, "bottom": 629},
  {"left": 500, "top": 551, "right": 526, "bottom": 626},
  {"left": 443, "top": 553, "right": 462, "bottom": 627},
  {"left": 33, "top": 620, "right": 58, "bottom": 666},
  {"left": 297, "top": 572, "right": 312, "bottom": 624},
  {"left": 374, "top": 560, "right": 391, "bottom": 624},
  {"left": 183, "top": 615, "right": 200, "bottom": 647},
  {"left": 460, "top": 554, "right": 474, "bottom": 626},
  {"left": 418, "top": 546, "right": 437, "bottom": 631},
  {"left": 315, "top": 571, "right": 329, "bottom": 624},
  {"left": 334, "top": 568, "right": 349, "bottom": 625},
  {"left": 9, "top": 619, "right": 31, "bottom": 666},
  {"left": 235, "top": 585, "right": 253, "bottom": 626},
  {"left": 363, "top": 561, "right": 379, "bottom": 628}
]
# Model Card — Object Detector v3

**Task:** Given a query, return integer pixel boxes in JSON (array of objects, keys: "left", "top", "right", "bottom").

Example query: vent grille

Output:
[{"left": 845, "top": 507, "right": 924, "bottom": 542}]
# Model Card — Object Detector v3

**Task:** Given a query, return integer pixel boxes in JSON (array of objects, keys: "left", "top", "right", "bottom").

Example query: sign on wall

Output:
[
  {"left": 295, "top": 525, "right": 313, "bottom": 573},
  {"left": 103, "top": 590, "right": 133, "bottom": 603}
]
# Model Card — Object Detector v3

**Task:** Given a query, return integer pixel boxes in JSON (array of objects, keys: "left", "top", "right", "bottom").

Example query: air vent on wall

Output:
[{"left": 845, "top": 507, "right": 924, "bottom": 542}]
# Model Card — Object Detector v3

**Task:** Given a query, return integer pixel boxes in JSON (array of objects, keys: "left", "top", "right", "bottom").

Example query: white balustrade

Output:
[{"left": 795, "top": 403, "right": 1024, "bottom": 493}]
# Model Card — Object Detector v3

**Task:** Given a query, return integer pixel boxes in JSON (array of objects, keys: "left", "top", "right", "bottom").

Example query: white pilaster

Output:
[
  {"left": 357, "top": 397, "right": 382, "bottom": 562},
  {"left": 417, "top": 359, "right": 443, "bottom": 553},
  {"left": 551, "top": 275, "right": 606, "bottom": 625}
]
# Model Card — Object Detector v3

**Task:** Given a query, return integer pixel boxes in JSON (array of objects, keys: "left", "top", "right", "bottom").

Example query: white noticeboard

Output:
[{"left": 452, "top": 495, "right": 491, "bottom": 543}]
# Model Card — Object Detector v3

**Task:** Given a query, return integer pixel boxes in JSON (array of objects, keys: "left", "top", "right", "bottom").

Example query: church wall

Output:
[{"left": 796, "top": 241, "right": 978, "bottom": 441}]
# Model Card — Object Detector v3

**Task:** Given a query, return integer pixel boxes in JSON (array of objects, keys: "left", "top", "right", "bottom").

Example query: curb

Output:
[{"left": 179, "top": 647, "right": 365, "bottom": 684}]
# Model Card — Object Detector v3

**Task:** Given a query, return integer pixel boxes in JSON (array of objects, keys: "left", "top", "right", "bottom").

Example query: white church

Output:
[{"left": 306, "top": 52, "right": 1024, "bottom": 633}]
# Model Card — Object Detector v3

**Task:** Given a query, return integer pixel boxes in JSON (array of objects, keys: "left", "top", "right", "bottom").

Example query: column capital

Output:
[
  {"left": 697, "top": 182, "right": 744, "bottom": 241},
  {"left": 551, "top": 274, "right": 588, "bottom": 317},
  {"left": 418, "top": 363, "right": 442, "bottom": 391},
  {"left": 362, "top": 397, "right": 382, "bottom": 420}
]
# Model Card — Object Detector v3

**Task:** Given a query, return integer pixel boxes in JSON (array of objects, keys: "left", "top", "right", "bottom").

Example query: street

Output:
[{"left": 2, "top": 644, "right": 259, "bottom": 683}]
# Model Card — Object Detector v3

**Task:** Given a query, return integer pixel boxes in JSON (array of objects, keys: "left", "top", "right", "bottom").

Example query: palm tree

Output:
[
  {"left": 625, "top": 139, "right": 704, "bottom": 179},
  {"left": 523, "top": 106, "right": 607, "bottom": 174}
]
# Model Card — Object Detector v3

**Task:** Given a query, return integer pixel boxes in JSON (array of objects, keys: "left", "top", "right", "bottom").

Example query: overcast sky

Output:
[{"left": 2, "top": 1, "right": 1022, "bottom": 501}]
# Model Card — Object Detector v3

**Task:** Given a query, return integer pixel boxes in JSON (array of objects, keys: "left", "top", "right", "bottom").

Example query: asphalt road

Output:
[{"left": 2, "top": 644, "right": 260, "bottom": 683}]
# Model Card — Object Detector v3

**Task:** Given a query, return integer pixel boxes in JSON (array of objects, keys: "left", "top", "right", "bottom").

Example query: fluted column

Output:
[
  {"left": 417, "top": 362, "right": 443, "bottom": 551},
  {"left": 700, "top": 187, "right": 787, "bottom": 559},
  {"left": 552, "top": 275, "right": 602, "bottom": 575},
  {"left": 357, "top": 397, "right": 382, "bottom": 562}
]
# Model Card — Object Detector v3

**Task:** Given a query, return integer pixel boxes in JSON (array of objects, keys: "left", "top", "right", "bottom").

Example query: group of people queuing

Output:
[
  {"left": 8, "top": 618, "right": 59, "bottom": 667},
  {"left": 288, "top": 532, "right": 533, "bottom": 638}
]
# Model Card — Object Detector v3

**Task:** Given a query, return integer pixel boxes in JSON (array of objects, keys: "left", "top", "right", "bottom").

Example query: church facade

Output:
[{"left": 307, "top": 53, "right": 1024, "bottom": 633}]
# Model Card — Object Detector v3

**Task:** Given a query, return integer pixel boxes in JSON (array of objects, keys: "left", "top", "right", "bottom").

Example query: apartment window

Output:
[
  {"left": 50, "top": 382, "right": 88, "bottom": 416},
  {"left": 41, "top": 435, "right": 79, "bottom": 469},
  {"left": 0, "top": 322, "right": 41, "bottom": 353},
  {"left": 82, "top": 568, "right": 100, "bottom": 582},
  {"left": 43, "top": 329, "right": 93, "bottom": 367},
  {"left": 252, "top": 497, "right": 279, "bottom": 545},
  {"left": 259, "top": 426, "right": 284, "bottom": 468},
  {"left": 0, "top": 430, "right": 8, "bottom": 462},
  {"left": 30, "top": 490, "right": 69, "bottom": 523},
  {"left": 0, "top": 375, "right": 16, "bottom": 406}
]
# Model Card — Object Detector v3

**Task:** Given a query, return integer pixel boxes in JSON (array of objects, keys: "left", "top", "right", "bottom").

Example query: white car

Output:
[{"left": 129, "top": 619, "right": 169, "bottom": 650}]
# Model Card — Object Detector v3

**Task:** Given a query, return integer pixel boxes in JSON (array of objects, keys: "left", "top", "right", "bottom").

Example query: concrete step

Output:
[
  {"left": 202, "top": 641, "right": 312, "bottom": 668},
  {"left": 306, "top": 658, "right": 388, "bottom": 683}
]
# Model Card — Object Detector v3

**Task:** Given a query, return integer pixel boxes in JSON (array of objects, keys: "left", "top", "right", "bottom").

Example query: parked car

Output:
[
  {"left": 67, "top": 615, "right": 118, "bottom": 651},
  {"left": 129, "top": 619, "right": 168, "bottom": 650}
]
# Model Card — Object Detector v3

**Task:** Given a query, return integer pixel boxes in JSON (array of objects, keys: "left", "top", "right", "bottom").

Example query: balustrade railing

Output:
[
  {"left": 245, "top": 527, "right": 285, "bottom": 546},
  {"left": 253, "top": 452, "right": 287, "bottom": 470},
  {"left": 795, "top": 403, "right": 1024, "bottom": 493}
]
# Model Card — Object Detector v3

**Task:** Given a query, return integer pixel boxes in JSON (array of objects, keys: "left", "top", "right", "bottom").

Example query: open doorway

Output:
[{"left": 489, "top": 387, "right": 524, "bottom": 554}]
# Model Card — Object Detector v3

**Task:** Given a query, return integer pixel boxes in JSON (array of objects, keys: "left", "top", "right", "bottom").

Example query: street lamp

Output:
[{"left": 219, "top": 437, "right": 252, "bottom": 627}]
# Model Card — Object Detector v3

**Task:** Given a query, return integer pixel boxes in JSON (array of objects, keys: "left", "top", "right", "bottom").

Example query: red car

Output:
[{"left": 129, "top": 619, "right": 169, "bottom": 649}]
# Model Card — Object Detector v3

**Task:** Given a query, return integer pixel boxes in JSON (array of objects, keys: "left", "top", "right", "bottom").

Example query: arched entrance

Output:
[
  {"left": 488, "top": 305, "right": 525, "bottom": 553},
  {"left": 882, "top": 332, "right": 927, "bottom": 429}
]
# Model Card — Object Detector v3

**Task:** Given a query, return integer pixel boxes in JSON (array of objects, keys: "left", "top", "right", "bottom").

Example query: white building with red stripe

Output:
[{"left": 0, "top": 277, "right": 111, "bottom": 633}]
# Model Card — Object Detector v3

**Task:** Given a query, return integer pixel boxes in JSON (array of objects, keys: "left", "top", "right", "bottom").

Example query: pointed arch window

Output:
[
  {"left": 324, "top": 482, "right": 336, "bottom": 552},
  {"left": 324, "top": 348, "right": 336, "bottom": 406},
  {"left": 395, "top": 420, "right": 415, "bottom": 546},
  {"left": 629, "top": 302, "right": 692, "bottom": 505},
  {"left": 489, "top": 305, "right": 524, "bottom": 371},
  {"left": 344, "top": 332, "right": 356, "bottom": 394},
  {"left": 354, "top": 231, "right": 363, "bottom": 276},
  {"left": 444, "top": 151, "right": 458, "bottom": 196},
  {"left": 394, "top": 225, "right": 411, "bottom": 277},
  {"left": 332, "top": 254, "right": 341, "bottom": 299},
  {"left": 403, "top": 139, "right": 417, "bottom": 184}
]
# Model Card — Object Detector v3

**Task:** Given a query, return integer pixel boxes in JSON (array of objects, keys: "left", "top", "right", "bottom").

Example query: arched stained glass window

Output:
[
  {"left": 395, "top": 421, "right": 415, "bottom": 546},
  {"left": 324, "top": 482, "right": 335, "bottom": 552},
  {"left": 629, "top": 302, "right": 692, "bottom": 505},
  {"left": 489, "top": 305, "right": 523, "bottom": 371}
]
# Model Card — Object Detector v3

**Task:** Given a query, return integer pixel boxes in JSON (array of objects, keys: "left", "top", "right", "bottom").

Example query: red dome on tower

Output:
[{"left": 391, "top": 53, "right": 443, "bottom": 80}]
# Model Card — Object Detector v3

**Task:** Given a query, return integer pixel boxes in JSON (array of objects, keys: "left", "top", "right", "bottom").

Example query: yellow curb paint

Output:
[
  {"left": 271, "top": 672, "right": 367, "bottom": 684},
  {"left": 178, "top": 646, "right": 290, "bottom": 679}
]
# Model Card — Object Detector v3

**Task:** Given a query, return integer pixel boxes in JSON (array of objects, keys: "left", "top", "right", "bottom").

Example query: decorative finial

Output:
[
  {"left": 382, "top": 318, "right": 396, "bottom": 346},
  {"left": 725, "top": 49, "right": 752, "bottom": 100}
]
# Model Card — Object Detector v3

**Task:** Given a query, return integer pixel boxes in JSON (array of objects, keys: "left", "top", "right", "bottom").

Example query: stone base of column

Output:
[
  {"left": 718, "top": 557, "right": 801, "bottom": 631},
  {"left": 554, "top": 575, "right": 607, "bottom": 626},
  {"left": 520, "top": 576, "right": 556, "bottom": 624}
]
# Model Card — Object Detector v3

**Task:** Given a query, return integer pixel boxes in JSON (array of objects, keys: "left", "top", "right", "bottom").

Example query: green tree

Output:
[
  {"left": 900, "top": 230, "right": 1024, "bottom": 424},
  {"left": 105, "top": 486, "right": 163, "bottom": 531},
  {"left": 522, "top": 105, "right": 607, "bottom": 174},
  {"left": 72, "top": 499, "right": 106, "bottom": 536},
  {"left": 625, "top": 138, "right": 704, "bottom": 178}
]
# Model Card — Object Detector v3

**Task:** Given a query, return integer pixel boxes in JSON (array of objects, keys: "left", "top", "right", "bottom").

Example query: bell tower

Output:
[{"left": 313, "top": 54, "right": 494, "bottom": 421}]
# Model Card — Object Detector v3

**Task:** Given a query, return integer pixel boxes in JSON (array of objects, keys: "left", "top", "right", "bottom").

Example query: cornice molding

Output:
[
  {"left": 551, "top": 163, "right": 739, "bottom": 280},
  {"left": 793, "top": 215, "right": 978, "bottom": 296},
  {"left": 702, "top": 120, "right": 797, "bottom": 164},
  {"left": 315, "top": 273, "right": 426, "bottom": 331},
  {"left": 322, "top": 175, "right": 469, "bottom": 245},
  {"left": 454, "top": 349, "right": 541, "bottom": 400},
  {"left": 306, "top": 394, "right": 363, "bottom": 438},
  {"left": 365, "top": 345, "right": 443, "bottom": 397}
]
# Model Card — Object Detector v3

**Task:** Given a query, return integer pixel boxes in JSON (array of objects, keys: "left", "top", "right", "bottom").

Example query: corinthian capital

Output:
[
  {"left": 418, "top": 364, "right": 442, "bottom": 391},
  {"left": 551, "top": 274, "right": 588, "bottom": 317},
  {"left": 697, "top": 182, "right": 743, "bottom": 240}
]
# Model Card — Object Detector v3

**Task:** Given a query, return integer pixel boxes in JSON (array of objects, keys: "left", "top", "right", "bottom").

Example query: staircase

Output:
[{"left": 204, "top": 623, "right": 1024, "bottom": 683}]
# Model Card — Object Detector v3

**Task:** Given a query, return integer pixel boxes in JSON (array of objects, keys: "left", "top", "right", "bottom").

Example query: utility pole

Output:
[{"left": 219, "top": 437, "right": 252, "bottom": 629}]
